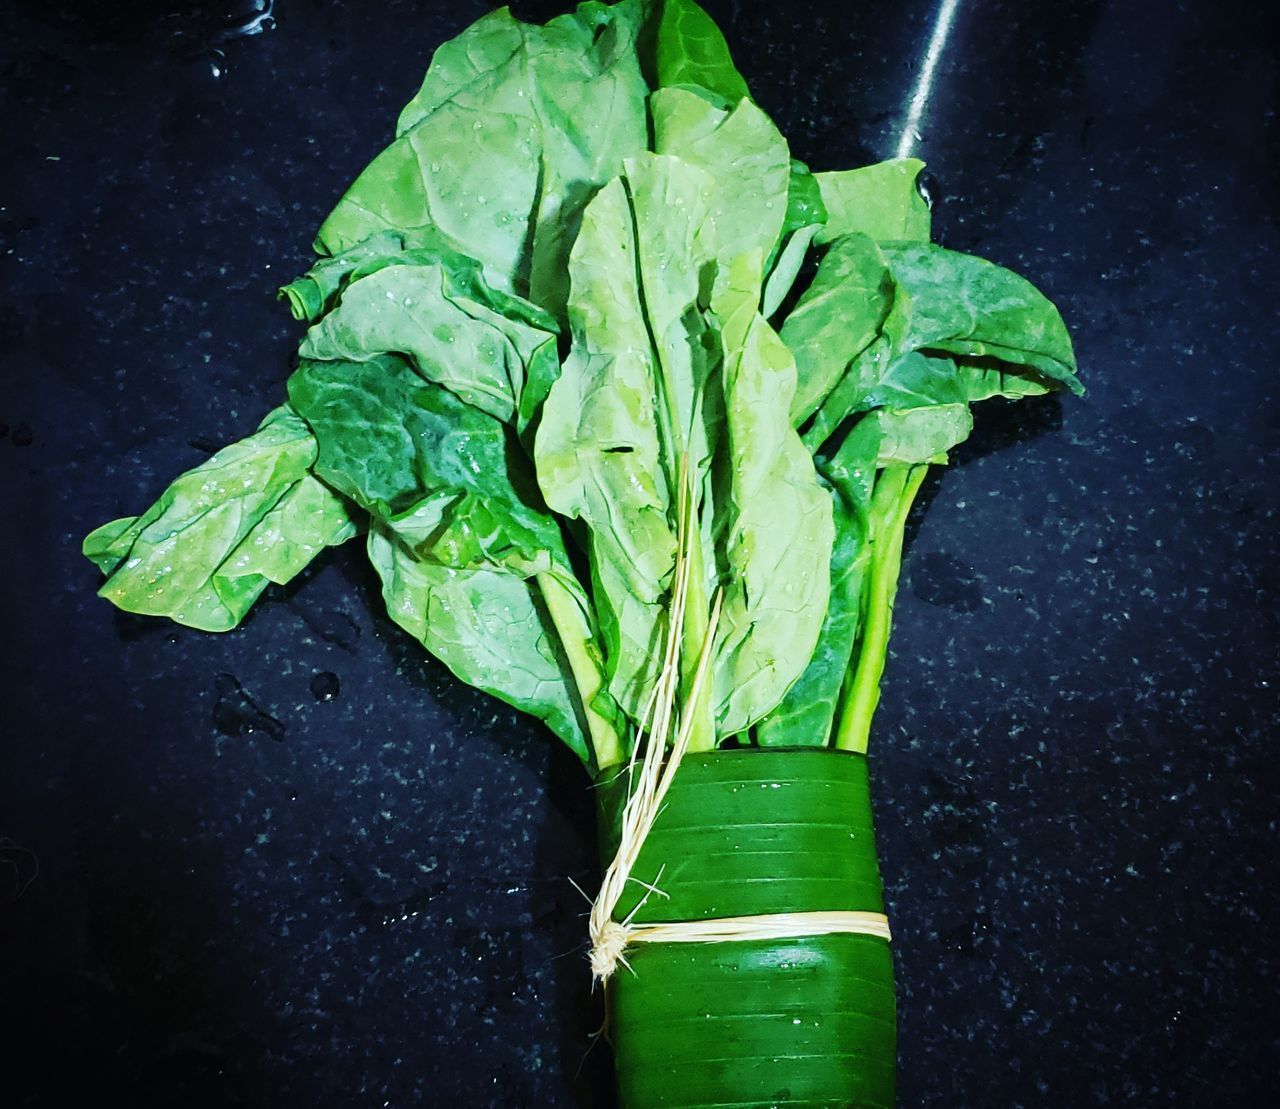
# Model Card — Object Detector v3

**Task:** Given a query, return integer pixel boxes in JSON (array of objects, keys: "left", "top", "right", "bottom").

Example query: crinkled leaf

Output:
[
  {"left": 280, "top": 228, "right": 471, "bottom": 324},
  {"left": 368, "top": 524, "right": 590, "bottom": 762},
  {"left": 295, "top": 248, "right": 560, "bottom": 432},
  {"left": 84, "top": 407, "right": 358, "bottom": 632},
  {"left": 287, "top": 355, "right": 570, "bottom": 583}
]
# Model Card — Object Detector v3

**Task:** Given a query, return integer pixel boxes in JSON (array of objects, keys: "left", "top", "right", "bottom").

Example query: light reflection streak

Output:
[{"left": 895, "top": 0, "right": 963, "bottom": 159}]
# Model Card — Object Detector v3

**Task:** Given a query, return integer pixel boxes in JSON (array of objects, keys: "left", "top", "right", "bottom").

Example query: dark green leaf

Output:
[
  {"left": 880, "top": 243, "right": 1080, "bottom": 393},
  {"left": 651, "top": 0, "right": 751, "bottom": 104},
  {"left": 368, "top": 523, "right": 592, "bottom": 762},
  {"left": 287, "top": 355, "right": 567, "bottom": 579}
]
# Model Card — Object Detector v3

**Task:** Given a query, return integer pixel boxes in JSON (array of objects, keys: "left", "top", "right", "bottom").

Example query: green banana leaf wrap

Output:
[{"left": 595, "top": 749, "right": 895, "bottom": 1108}]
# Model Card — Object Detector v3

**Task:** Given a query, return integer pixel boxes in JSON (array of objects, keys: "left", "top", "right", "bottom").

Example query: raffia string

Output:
[{"left": 587, "top": 457, "right": 891, "bottom": 983}]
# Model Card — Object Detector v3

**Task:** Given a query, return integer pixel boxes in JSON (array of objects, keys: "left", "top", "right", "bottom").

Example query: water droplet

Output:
[
  {"left": 212, "top": 672, "right": 286, "bottom": 740},
  {"left": 217, "top": 0, "right": 277, "bottom": 41},
  {"left": 915, "top": 170, "right": 940, "bottom": 212},
  {"left": 310, "top": 671, "right": 340, "bottom": 703},
  {"left": 295, "top": 608, "right": 361, "bottom": 651}
]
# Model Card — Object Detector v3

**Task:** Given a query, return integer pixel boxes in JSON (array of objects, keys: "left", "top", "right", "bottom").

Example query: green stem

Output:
[
  {"left": 536, "top": 572, "right": 623, "bottom": 770},
  {"left": 833, "top": 464, "right": 929, "bottom": 754},
  {"left": 681, "top": 533, "right": 716, "bottom": 753}
]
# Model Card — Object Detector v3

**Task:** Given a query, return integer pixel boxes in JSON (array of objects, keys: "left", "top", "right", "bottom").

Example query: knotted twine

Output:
[{"left": 587, "top": 459, "right": 892, "bottom": 983}]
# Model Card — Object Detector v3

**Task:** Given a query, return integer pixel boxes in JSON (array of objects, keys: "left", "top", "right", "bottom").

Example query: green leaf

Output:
[
  {"left": 783, "top": 159, "right": 829, "bottom": 238},
  {"left": 287, "top": 355, "right": 568, "bottom": 578},
  {"left": 754, "top": 485, "right": 869, "bottom": 747},
  {"left": 652, "top": 86, "right": 792, "bottom": 293},
  {"left": 879, "top": 243, "right": 1080, "bottom": 393},
  {"left": 709, "top": 250, "right": 834, "bottom": 733},
  {"left": 535, "top": 155, "right": 715, "bottom": 721},
  {"left": 294, "top": 247, "right": 560, "bottom": 432},
  {"left": 782, "top": 233, "right": 895, "bottom": 426},
  {"left": 279, "top": 229, "right": 464, "bottom": 324},
  {"left": 84, "top": 408, "right": 359, "bottom": 632},
  {"left": 368, "top": 523, "right": 591, "bottom": 763},
  {"left": 651, "top": 0, "right": 751, "bottom": 104},
  {"left": 760, "top": 160, "right": 829, "bottom": 316},
  {"left": 857, "top": 350, "right": 1052, "bottom": 411},
  {"left": 292, "top": 354, "right": 619, "bottom": 760},
  {"left": 762, "top": 223, "right": 820, "bottom": 319},
  {"left": 856, "top": 404, "right": 974, "bottom": 465},
  {"left": 393, "top": 10, "right": 526, "bottom": 136},
  {"left": 814, "top": 158, "right": 931, "bottom": 245},
  {"left": 798, "top": 241, "right": 1079, "bottom": 450},
  {"left": 313, "top": 0, "right": 651, "bottom": 319}
]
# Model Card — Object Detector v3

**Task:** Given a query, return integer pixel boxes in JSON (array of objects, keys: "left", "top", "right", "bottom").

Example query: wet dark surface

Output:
[{"left": 2, "top": 1, "right": 1277, "bottom": 1105}]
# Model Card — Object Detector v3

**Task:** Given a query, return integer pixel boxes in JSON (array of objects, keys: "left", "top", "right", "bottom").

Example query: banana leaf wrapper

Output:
[{"left": 595, "top": 748, "right": 896, "bottom": 1108}]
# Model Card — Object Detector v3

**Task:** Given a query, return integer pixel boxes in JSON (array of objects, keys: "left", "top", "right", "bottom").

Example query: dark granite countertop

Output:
[{"left": 2, "top": 1, "right": 1277, "bottom": 1105}]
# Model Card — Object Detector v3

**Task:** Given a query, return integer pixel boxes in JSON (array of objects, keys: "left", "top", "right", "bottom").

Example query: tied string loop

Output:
[{"left": 587, "top": 456, "right": 891, "bottom": 985}]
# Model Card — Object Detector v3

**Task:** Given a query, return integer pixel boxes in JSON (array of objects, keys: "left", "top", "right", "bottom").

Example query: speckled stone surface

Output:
[{"left": 2, "top": 1, "right": 1276, "bottom": 1105}]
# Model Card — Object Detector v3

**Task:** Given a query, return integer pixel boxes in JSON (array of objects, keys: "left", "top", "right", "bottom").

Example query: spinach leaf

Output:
[
  {"left": 857, "top": 351, "right": 1052, "bottom": 411},
  {"left": 652, "top": 86, "right": 792, "bottom": 296},
  {"left": 783, "top": 159, "right": 828, "bottom": 238},
  {"left": 287, "top": 355, "right": 569, "bottom": 578},
  {"left": 293, "top": 354, "right": 619, "bottom": 762},
  {"left": 754, "top": 429, "right": 875, "bottom": 748},
  {"left": 797, "top": 240, "right": 1079, "bottom": 450},
  {"left": 761, "top": 160, "right": 829, "bottom": 316},
  {"left": 314, "top": 0, "right": 651, "bottom": 319},
  {"left": 84, "top": 408, "right": 358, "bottom": 632},
  {"left": 878, "top": 242, "right": 1080, "bottom": 392},
  {"left": 535, "top": 155, "right": 711, "bottom": 722},
  {"left": 368, "top": 524, "right": 592, "bottom": 763},
  {"left": 782, "top": 232, "right": 895, "bottom": 426},
  {"left": 294, "top": 249, "right": 560, "bottom": 432},
  {"left": 814, "top": 158, "right": 932, "bottom": 245},
  {"left": 857, "top": 404, "right": 975, "bottom": 465},
  {"left": 709, "top": 251, "right": 834, "bottom": 733},
  {"left": 650, "top": 0, "right": 751, "bottom": 105}
]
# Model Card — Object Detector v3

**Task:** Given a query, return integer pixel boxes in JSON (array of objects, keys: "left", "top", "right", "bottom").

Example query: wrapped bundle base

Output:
[{"left": 595, "top": 749, "right": 895, "bottom": 1108}]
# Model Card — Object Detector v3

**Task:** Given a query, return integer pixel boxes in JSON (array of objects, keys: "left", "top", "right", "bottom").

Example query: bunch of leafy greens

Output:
[{"left": 85, "top": 0, "right": 1079, "bottom": 772}]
